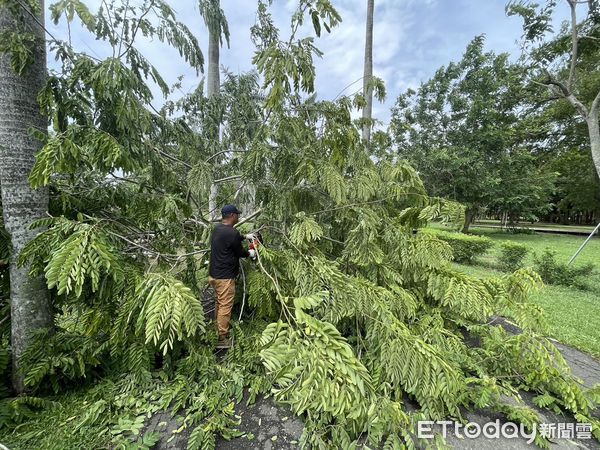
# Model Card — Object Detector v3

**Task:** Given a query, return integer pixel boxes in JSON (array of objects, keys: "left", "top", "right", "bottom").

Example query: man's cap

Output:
[{"left": 221, "top": 204, "right": 242, "bottom": 215}]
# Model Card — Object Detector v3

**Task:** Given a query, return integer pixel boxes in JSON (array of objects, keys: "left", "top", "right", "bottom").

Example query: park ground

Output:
[
  {"left": 450, "top": 222, "right": 600, "bottom": 359},
  {"left": 2, "top": 223, "right": 599, "bottom": 449},
  {"left": 141, "top": 219, "right": 600, "bottom": 450}
]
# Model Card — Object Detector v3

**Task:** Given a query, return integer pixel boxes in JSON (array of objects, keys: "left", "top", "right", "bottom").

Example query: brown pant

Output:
[{"left": 208, "top": 276, "right": 235, "bottom": 339}]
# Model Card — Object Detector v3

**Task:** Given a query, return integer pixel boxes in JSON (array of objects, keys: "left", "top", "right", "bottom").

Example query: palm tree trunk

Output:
[
  {"left": 361, "top": 0, "right": 374, "bottom": 146},
  {"left": 0, "top": 0, "right": 53, "bottom": 393},
  {"left": 207, "top": 20, "right": 220, "bottom": 100},
  {"left": 207, "top": 11, "right": 221, "bottom": 220}
]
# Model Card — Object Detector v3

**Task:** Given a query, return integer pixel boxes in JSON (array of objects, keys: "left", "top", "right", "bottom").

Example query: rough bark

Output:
[
  {"left": 588, "top": 112, "right": 600, "bottom": 182},
  {"left": 462, "top": 207, "right": 477, "bottom": 233},
  {"left": 361, "top": 0, "right": 374, "bottom": 146},
  {"left": 0, "top": 0, "right": 53, "bottom": 392}
]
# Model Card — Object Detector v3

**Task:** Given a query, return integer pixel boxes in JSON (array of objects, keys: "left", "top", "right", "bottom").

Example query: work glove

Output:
[
  {"left": 249, "top": 249, "right": 257, "bottom": 261},
  {"left": 245, "top": 233, "right": 256, "bottom": 241}
]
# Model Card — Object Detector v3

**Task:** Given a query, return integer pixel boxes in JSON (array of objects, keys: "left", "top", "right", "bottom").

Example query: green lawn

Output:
[
  {"left": 439, "top": 226, "right": 600, "bottom": 359},
  {"left": 467, "top": 225, "right": 600, "bottom": 269}
]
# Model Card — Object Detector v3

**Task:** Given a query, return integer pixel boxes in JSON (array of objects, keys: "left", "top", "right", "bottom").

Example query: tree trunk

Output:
[
  {"left": 0, "top": 0, "right": 53, "bottom": 393},
  {"left": 587, "top": 112, "right": 600, "bottom": 182},
  {"left": 462, "top": 207, "right": 476, "bottom": 233},
  {"left": 361, "top": 0, "right": 374, "bottom": 146},
  {"left": 208, "top": 183, "right": 219, "bottom": 221},
  {"left": 239, "top": 181, "right": 256, "bottom": 218},
  {"left": 207, "top": 20, "right": 220, "bottom": 101},
  {"left": 207, "top": 8, "right": 221, "bottom": 221}
]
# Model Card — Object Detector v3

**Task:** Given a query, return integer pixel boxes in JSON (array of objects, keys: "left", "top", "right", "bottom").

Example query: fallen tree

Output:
[{"left": 0, "top": 0, "right": 598, "bottom": 448}]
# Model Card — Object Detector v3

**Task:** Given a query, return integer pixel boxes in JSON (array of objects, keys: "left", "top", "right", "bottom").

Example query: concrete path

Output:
[
  {"left": 216, "top": 391, "right": 304, "bottom": 450},
  {"left": 441, "top": 319, "right": 600, "bottom": 450},
  {"left": 148, "top": 319, "right": 600, "bottom": 449},
  {"left": 473, "top": 222, "right": 599, "bottom": 236}
]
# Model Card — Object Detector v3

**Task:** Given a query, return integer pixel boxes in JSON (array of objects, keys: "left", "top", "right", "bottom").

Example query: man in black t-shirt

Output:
[{"left": 208, "top": 205, "right": 256, "bottom": 348}]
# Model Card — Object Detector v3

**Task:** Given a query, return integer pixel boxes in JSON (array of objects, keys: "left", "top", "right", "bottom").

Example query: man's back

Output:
[{"left": 209, "top": 223, "right": 248, "bottom": 279}]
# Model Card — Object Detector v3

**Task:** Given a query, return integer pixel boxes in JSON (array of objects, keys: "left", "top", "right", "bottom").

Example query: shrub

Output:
[
  {"left": 533, "top": 249, "right": 595, "bottom": 289},
  {"left": 428, "top": 229, "right": 493, "bottom": 264},
  {"left": 498, "top": 242, "right": 529, "bottom": 272}
]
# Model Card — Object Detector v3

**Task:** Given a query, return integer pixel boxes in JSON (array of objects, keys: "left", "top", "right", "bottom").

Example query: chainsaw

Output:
[{"left": 246, "top": 231, "right": 263, "bottom": 261}]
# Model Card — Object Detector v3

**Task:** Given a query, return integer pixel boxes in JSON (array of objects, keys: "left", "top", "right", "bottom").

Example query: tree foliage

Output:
[
  {"left": 0, "top": 0, "right": 598, "bottom": 448},
  {"left": 507, "top": 0, "right": 600, "bottom": 199},
  {"left": 390, "top": 36, "right": 556, "bottom": 228}
]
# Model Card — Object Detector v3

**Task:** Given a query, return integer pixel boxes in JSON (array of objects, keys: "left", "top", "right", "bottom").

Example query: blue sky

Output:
[{"left": 45, "top": 0, "right": 572, "bottom": 124}]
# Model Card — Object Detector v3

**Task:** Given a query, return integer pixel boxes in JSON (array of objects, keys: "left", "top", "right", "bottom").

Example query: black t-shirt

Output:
[{"left": 209, "top": 223, "right": 249, "bottom": 279}]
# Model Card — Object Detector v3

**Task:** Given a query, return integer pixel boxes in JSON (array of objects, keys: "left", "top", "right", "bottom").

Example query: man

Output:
[{"left": 208, "top": 204, "right": 256, "bottom": 348}]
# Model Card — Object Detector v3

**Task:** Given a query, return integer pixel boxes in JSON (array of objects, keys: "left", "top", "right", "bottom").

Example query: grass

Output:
[
  {"left": 456, "top": 263, "right": 600, "bottom": 359},
  {"left": 468, "top": 225, "right": 600, "bottom": 270},
  {"left": 433, "top": 224, "right": 600, "bottom": 358}
]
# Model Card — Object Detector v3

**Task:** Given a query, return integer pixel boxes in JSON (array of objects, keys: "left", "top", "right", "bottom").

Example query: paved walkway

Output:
[
  {"left": 474, "top": 222, "right": 599, "bottom": 236},
  {"left": 148, "top": 319, "right": 600, "bottom": 449}
]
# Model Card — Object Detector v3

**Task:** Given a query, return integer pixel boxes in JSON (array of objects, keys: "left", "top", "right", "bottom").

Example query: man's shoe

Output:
[{"left": 216, "top": 336, "right": 233, "bottom": 349}]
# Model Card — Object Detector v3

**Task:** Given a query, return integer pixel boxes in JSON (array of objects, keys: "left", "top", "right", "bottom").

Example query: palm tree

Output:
[
  {"left": 361, "top": 0, "right": 374, "bottom": 146},
  {"left": 200, "top": 0, "right": 229, "bottom": 100},
  {"left": 0, "top": 0, "right": 53, "bottom": 392}
]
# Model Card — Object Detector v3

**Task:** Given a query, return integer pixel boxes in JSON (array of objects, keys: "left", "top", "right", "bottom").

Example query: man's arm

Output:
[{"left": 231, "top": 231, "right": 250, "bottom": 258}]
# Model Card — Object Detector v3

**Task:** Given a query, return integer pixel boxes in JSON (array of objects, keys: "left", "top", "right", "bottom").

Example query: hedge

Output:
[
  {"left": 498, "top": 241, "right": 529, "bottom": 272},
  {"left": 427, "top": 229, "right": 493, "bottom": 264}
]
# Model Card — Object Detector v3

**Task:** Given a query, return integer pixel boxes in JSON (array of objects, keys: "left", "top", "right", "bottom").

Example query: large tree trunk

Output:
[
  {"left": 587, "top": 111, "right": 600, "bottom": 182},
  {"left": 0, "top": 0, "right": 53, "bottom": 393},
  {"left": 207, "top": 19, "right": 220, "bottom": 101},
  {"left": 361, "top": 0, "right": 374, "bottom": 146}
]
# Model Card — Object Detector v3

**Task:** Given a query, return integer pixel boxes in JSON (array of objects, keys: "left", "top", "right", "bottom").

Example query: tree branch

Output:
[
  {"left": 567, "top": 0, "right": 579, "bottom": 91},
  {"left": 118, "top": 0, "right": 155, "bottom": 59},
  {"left": 204, "top": 149, "right": 245, "bottom": 163},
  {"left": 184, "top": 217, "right": 210, "bottom": 228},
  {"left": 107, "top": 230, "right": 209, "bottom": 259},
  {"left": 541, "top": 72, "right": 589, "bottom": 117},
  {"left": 233, "top": 179, "right": 246, "bottom": 202},
  {"left": 214, "top": 174, "right": 242, "bottom": 184},
  {"left": 152, "top": 146, "right": 193, "bottom": 169},
  {"left": 234, "top": 207, "right": 263, "bottom": 228}
]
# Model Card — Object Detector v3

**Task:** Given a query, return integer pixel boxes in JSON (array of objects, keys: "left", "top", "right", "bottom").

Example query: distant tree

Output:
[
  {"left": 390, "top": 36, "right": 553, "bottom": 231},
  {"left": 0, "top": 0, "right": 53, "bottom": 392},
  {"left": 549, "top": 148, "right": 600, "bottom": 222},
  {"left": 530, "top": 73, "right": 600, "bottom": 224},
  {"left": 0, "top": 2, "right": 594, "bottom": 447},
  {"left": 486, "top": 150, "right": 556, "bottom": 225},
  {"left": 507, "top": 0, "right": 600, "bottom": 186}
]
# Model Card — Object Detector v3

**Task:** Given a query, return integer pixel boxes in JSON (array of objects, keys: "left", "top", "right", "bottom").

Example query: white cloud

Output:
[{"left": 44, "top": 0, "right": 570, "bottom": 128}]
